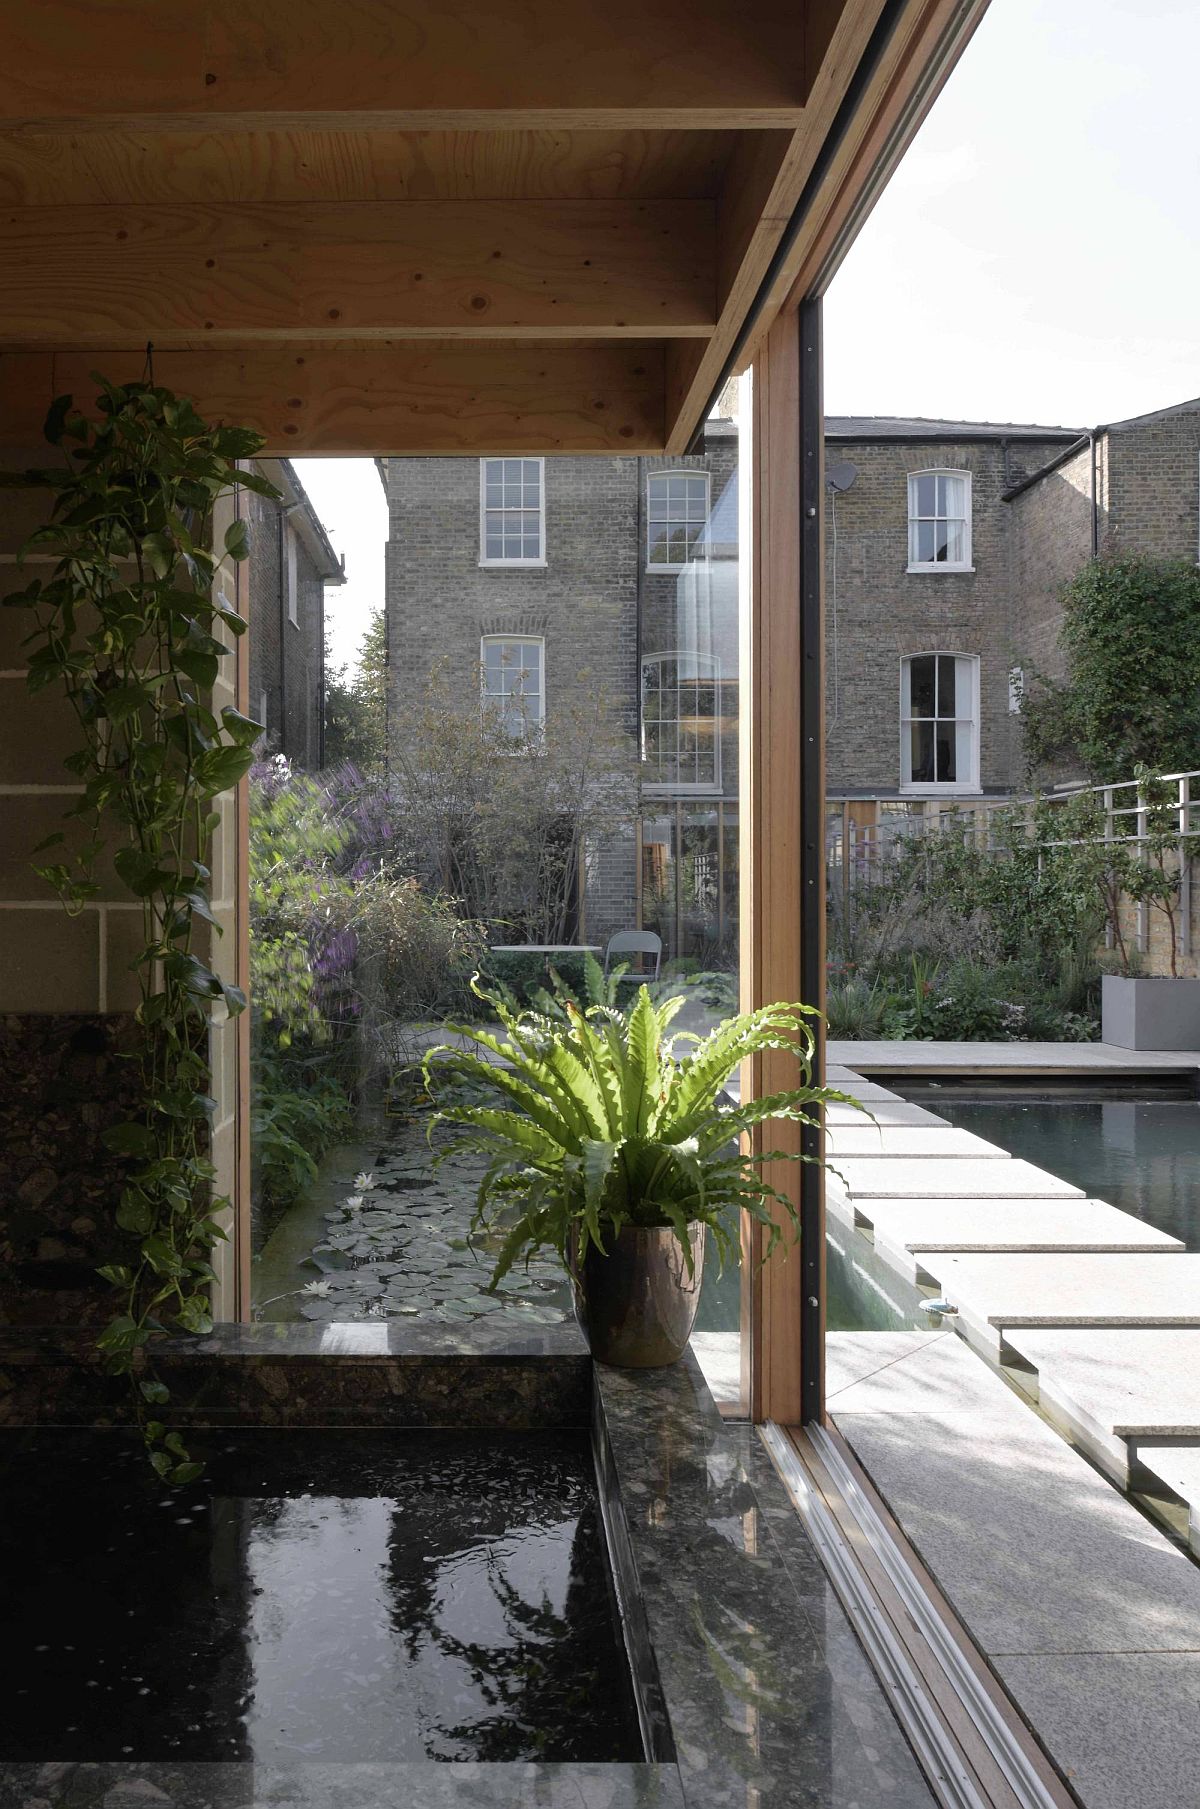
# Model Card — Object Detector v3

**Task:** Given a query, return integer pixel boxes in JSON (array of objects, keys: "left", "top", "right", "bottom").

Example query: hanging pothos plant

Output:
[{"left": 2, "top": 375, "right": 278, "bottom": 1483}]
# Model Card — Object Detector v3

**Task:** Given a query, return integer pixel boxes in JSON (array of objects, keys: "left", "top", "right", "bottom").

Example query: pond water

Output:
[
  {"left": 914, "top": 1096, "right": 1200, "bottom": 1251},
  {"left": 1, "top": 1430, "right": 642, "bottom": 1765}
]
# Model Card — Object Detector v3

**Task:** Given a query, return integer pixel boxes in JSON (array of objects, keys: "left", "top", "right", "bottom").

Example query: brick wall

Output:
[
  {"left": 824, "top": 436, "right": 1072, "bottom": 799},
  {"left": 246, "top": 487, "right": 327, "bottom": 770},
  {"left": 1104, "top": 403, "right": 1200, "bottom": 561}
]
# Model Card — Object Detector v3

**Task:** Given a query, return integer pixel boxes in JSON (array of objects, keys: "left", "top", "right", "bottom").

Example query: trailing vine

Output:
[{"left": 2, "top": 376, "right": 278, "bottom": 1482}]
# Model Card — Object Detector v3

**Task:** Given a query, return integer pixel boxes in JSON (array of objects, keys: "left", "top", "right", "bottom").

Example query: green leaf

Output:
[
  {"left": 101, "top": 1121, "right": 156, "bottom": 1159},
  {"left": 96, "top": 1263, "right": 133, "bottom": 1286},
  {"left": 140, "top": 1379, "right": 170, "bottom": 1405},
  {"left": 223, "top": 518, "right": 251, "bottom": 561},
  {"left": 142, "top": 532, "right": 174, "bottom": 580},
  {"left": 43, "top": 393, "right": 73, "bottom": 445},
  {"left": 220, "top": 706, "right": 265, "bottom": 747}
]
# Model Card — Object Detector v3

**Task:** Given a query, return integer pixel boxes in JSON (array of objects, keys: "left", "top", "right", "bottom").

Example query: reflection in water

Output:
[
  {"left": 930, "top": 1098, "right": 1200, "bottom": 1251},
  {"left": 2, "top": 1430, "right": 641, "bottom": 1765}
]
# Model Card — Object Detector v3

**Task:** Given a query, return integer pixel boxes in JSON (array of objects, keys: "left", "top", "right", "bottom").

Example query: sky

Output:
[{"left": 301, "top": 0, "right": 1200, "bottom": 672}]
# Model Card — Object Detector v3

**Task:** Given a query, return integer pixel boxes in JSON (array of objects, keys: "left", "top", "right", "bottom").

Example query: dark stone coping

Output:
[
  {"left": 595, "top": 1353, "right": 936, "bottom": 1809},
  {"left": 0, "top": 1320, "right": 590, "bottom": 1430}
]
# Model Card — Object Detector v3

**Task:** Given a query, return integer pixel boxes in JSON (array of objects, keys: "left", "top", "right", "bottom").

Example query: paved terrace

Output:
[{"left": 825, "top": 1040, "right": 1200, "bottom": 1809}]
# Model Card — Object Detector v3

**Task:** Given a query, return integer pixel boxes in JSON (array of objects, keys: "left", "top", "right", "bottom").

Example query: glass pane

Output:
[
  {"left": 909, "top": 720, "right": 935, "bottom": 782},
  {"left": 943, "top": 519, "right": 964, "bottom": 564},
  {"left": 935, "top": 724, "right": 956, "bottom": 782},
  {"left": 915, "top": 474, "right": 936, "bottom": 515},
  {"left": 937, "top": 655, "right": 956, "bottom": 715},
  {"left": 933, "top": 520, "right": 950, "bottom": 562},
  {"left": 908, "top": 656, "right": 936, "bottom": 717},
  {"left": 915, "top": 520, "right": 936, "bottom": 563},
  {"left": 941, "top": 473, "right": 965, "bottom": 514},
  {"left": 956, "top": 717, "right": 974, "bottom": 784}
]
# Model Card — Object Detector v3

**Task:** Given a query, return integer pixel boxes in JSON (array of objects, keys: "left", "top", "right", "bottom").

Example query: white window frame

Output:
[
  {"left": 285, "top": 522, "right": 299, "bottom": 626},
  {"left": 646, "top": 469, "right": 711, "bottom": 574},
  {"left": 480, "top": 634, "right": 546, "bottom": 741},
  {"left": 906, "top": 469, "right": 973, "bottom": 573},
  {"left": 641, "top": 650, "right": 722, "bottom": 796},
  {"left": 479, "top": 458, "right": 546, "bottom": 568},
  {"left": 899, "top": 653, "right": 980, "bottom": 794}
]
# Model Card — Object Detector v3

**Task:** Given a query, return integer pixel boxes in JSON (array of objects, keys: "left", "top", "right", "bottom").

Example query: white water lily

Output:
[
  {"left": 354, "top": 1171, "right": 376, "bottom": 1190},
  {"left": 344, "top": 1193, "right": 364, "bottom": 1210},
  {"left": 301, "top": 1279, "right": 332, "bottom": 1298}
]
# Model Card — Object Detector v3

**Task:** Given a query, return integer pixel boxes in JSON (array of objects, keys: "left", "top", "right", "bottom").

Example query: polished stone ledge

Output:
[{"left": 0, "top": 1320, "right": 590, "bottom": 1430}]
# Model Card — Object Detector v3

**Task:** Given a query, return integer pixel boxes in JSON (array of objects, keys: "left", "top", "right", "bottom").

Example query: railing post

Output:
[
  {"left": 1136, "top": 781, "right": 1149, "bottom": 957},
  {"left": 1104, "top": 785, "right": 1115, "bottom": 950}
]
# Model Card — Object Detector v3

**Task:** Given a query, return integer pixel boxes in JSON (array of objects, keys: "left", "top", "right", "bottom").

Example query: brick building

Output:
[
  {"left": 381, "top": 420, "right": 738, "bottom": 959},
  {"left": 382, "top": 396, "right": 1200, "bottom": 956},
  {"left": 246, "top": 460, "right": 344, "bottom": 771}
]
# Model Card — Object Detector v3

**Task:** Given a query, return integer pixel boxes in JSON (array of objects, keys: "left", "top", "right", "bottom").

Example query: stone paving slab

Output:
[
  {"left": 825, "top": 1124, "right": 1006, "bottom": 1159},
  {"left": 825, "top": 1099, "right": 946, "bottom": 1127},
  {"left": 825, "top": 1329, "right": 946, "bottom": 1397},
  {"left": 827, "top": 1328, "right": 999, "bottom": 1416},
  {"left": 936, "top": 1252, "right": 1200, "bottom": 1354},
  {"left": 829, "top": 1039, "right": 1200, "bottom": 1072},
  {"left": 990, "top": 1653, "right": 1200, "bottom": 1809},
  {"left": 856, "top": 1197, "right": 1182, "bottom": 1281},
  {"left": 831, "top": 1155, "right": 1084, "bottom": 1199},
  {"left": 826, "top": 1070, "right": 904, "bottom": 1102},
  {"left": 836, "top": 1394, "right": 1200, "bottom": 1657},
  {"left": 1004, "top": 1327, "right": 1200, "bottom": 1438},
  {"left": 1131, "top": 1445, "right": 1200, "bottom": 1557}
]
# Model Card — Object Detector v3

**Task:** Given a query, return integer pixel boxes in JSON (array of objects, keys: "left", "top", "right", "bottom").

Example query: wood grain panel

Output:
[
  {"left": 0, "top": 129, "right": 732, "bottom": 208},
  {"left": 0, "top": 343, "right": 667, "bottom": 455},
  {"left": 1, "top": 0, "right": 816, "bottom": 131},
  {"left": 0, "top": 199, "right": 715, "bottom": 343},
  {"left": 742, "top": 310, "right": 811, "bottom": 1426}
]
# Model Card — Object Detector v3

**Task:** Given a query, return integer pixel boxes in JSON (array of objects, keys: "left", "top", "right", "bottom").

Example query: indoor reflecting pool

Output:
[{"left": 2, "top": 1431, "right": 642, "bottom": 1766}]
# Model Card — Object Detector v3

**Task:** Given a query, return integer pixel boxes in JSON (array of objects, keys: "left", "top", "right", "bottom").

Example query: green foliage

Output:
[
  {"left": 358, "top": 876, "right": 487, "bottom": 1023},
  {"left": 425, "top": 982, "right": 855, "bottom": 1290},
  {"left": 3, "top": 376, "right": 276, "bottom": 1479},
  {"left": 323, "top": 607, "right": 388, "bottom": 771},
  {"left": 482, "top": 948, "right": 594, "bottom": 1007},
  {"left": 251, "top": 1052, "right": 354, "bottom": 1213},
  {"left": 1022, "top": 556, "right": 1200, "bottom": 781}
]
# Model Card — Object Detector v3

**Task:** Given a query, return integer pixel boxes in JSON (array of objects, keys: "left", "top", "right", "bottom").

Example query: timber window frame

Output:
[
  {"left": 480, "top": 633, "right": 546, "bottom": 741},
  {"left": 906, "top": 469, "right": 973, "bottom": 573},
  {"left": 900, "top": 652, "right": 980, "bottom": 793},
  {"left": 641, "top": 650, "right": 722, "bottom": 794},
  {"left": 646, "top": 469, "right": 711, "bottom": 572},
  {"left": 479, "top": 458, "right": 546, "bottom": 567}
]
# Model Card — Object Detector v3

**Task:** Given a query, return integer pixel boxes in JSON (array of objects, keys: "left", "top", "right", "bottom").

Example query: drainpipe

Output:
[{"left": 1089, "top": 430, "right": 1100, "bottom": 558}]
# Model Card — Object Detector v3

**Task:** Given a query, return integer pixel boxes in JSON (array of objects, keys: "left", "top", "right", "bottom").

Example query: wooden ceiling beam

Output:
[
  {"left": 1, "top": 0, "right": 822, "bottom": 133},
  {"left": 0, "top": 343, "right": 667, "bottom": 456},
  {"left": 0, "top": 200, "right": 715, "bottom": 345}
]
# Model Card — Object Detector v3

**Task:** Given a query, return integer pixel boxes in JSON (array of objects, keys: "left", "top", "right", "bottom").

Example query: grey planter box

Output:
[{"left": 1101, "top": 974, "right": 1200, "bottom": 1051}]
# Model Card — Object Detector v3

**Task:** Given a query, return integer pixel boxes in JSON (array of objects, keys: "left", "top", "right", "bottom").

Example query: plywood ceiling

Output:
[{"left": 0, "top": 0, "right": 965, "bottom": 455}]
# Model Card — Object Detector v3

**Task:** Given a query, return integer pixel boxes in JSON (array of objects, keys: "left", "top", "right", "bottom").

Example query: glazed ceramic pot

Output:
[{"left": 571, "top": 1222, "right": 706, "bottom": 1367}]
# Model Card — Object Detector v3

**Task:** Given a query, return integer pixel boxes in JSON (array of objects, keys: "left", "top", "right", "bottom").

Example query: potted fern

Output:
[{"left": 425, "top": 981, "right": 852, "bottom": 1367}]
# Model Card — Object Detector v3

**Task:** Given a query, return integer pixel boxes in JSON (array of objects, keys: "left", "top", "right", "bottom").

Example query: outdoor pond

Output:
[
  {"left": 1, "top": 1429, "right": 642, "bottom": 1766},
  {"left": 911, "top": 1093, "right": 1200, "bottom": 1252}
]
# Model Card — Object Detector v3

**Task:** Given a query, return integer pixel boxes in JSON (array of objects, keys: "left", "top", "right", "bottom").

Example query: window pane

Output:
[
  {"left": 943, "top": 519, "right": 964, "bottom": 564},
  {"left": 915, "top": 474, "right": 936, "bottom": 515},
  {"left": 915, "top": 520, "right": 936, "bottom": 563},
  {"left": 942, "top": 473, "right": 966, "bottom": 515},
  {"left": 486, "top": 528, "right": 503, "bottom": 558},
  {"left": 937, "top": 655, "right": 956, "bottom": 715},
  {"left": 935, "top": 725, "right": 956, "bottom": 783},
  {"left": 933, "top": 520, "right": 950, "bottom": 562},
  {"left": 908, "top": 656, "right": 936, "bottom": 717},
  {"left": 909, "top": 721, "right": 934, "bottom": 783},
  {"left": 956, "top": 718, "right": 974, "bottom": 784}
]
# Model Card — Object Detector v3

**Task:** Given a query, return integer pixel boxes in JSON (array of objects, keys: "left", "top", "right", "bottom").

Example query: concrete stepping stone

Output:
[
  {"left": 831, "top": 1155, "right": 1084, "bottom": 1199},
  {"left": 850, "top": 1197, "right": 1182, "bottom": 1282},
  {"left": 1002, "top": 1326, "right": 1200, "bottom": 1485},
  {"left": 825, "top": 1099, "right": 947, "bottom": 1127},
  {"left": 1132, "top": 1445, "right": 1200, "bottom": 1558},
  {"left": 936, "top": 1252, "right": 1200, "bottom": 1355},
  {"left": 825, "top": 1123, "right": 1007, "bottom": 1158},
  {"left": 825, "top": 1329, "right": 945, "bottom": 1397}
]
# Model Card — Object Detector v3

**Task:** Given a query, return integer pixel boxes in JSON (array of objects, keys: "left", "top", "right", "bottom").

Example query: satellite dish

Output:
[{"left": 827, "top": 460, "right": 858, "bottom": 493}]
